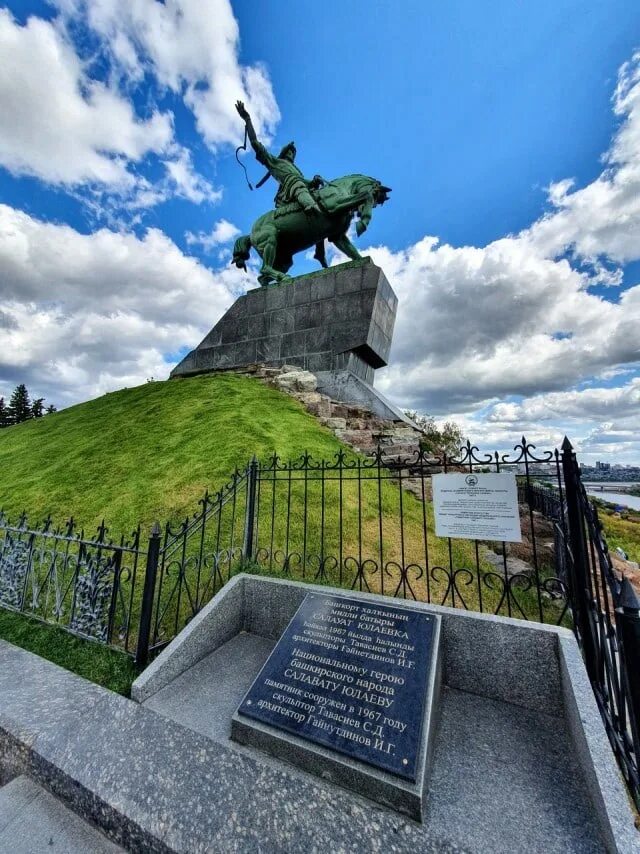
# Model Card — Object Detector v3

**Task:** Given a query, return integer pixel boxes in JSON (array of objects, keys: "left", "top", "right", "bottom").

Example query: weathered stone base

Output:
[
  {"left": 171, "top": 258, "right": 397, "bottom": 384},
  {"left": 235, "top": 362, "right": 423, "bottom": 460},
  {"left": 315, "top": 368, "right": 411, "bottom": 423}
]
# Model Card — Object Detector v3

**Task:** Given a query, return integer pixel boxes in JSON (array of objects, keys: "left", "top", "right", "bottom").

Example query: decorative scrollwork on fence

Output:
[
  {"left": 0, "top": 533, "right": 32, "bottom": 609},
  {"left": 69, "top": 549, "right": 119, "bottom": 641},
  {"left": 343, "top": 556, "right": 379, "bottom": 593},
  {"left": 430, "top": 565, "right": 475, "bottom": 610},
  {"left": 384, "top": 560, "right": 423, "bottom": 600},
  {"left": 483, "top": 571, "right": 533, "bottom": 621}
]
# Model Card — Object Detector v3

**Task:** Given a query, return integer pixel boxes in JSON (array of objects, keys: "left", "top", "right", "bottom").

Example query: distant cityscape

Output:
[
  {"left": 580, "top": 461, "right": 640, "bottom": 482},
  {"left": 494, "top": 461, "right": 640, "bottom": 483}
]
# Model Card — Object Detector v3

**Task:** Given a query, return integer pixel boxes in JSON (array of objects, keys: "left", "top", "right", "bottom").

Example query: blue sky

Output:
[{"left": 0, "top": 0, "right": 639, "bottom": 462}]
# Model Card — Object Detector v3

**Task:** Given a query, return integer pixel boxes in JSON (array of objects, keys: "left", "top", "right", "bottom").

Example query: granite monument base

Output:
[{"left": 170, "top": 258, "right": 408, "bottom": 421}]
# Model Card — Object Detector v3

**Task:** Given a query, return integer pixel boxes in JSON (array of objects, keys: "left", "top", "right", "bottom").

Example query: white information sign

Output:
[{"left": 432, "top": 472, "right": 522, "bottom": 542}]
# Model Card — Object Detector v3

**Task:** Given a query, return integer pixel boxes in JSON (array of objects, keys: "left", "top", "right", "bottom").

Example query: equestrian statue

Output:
[{"left": 232, "top": 101, "right": 391, "bottom": 286}]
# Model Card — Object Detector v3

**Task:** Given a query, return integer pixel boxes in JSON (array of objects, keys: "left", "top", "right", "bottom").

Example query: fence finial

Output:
[{"left": 561, "top": 436, "right": 573, "bottom": 452}]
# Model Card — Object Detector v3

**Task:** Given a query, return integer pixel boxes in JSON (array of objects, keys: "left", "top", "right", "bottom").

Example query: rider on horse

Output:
[{"left": 235, "top": 101, "right": 325, "bottom": 214}]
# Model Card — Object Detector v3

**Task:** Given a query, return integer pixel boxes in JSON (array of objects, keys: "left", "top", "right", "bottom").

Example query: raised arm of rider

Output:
[{"left": 236, "top": 100, "right": 272, "bottom": 168}]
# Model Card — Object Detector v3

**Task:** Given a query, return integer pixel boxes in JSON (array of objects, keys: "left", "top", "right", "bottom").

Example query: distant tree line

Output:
[{"left": 0, "top": 384, "right": 57, "bottom": 428}]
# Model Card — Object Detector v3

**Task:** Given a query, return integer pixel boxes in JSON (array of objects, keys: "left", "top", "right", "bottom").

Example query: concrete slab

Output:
[
  {"left": 0, "top": 776, "right": 123, "bottom": 853},
  {"left": 2, "top": 574, "right": 638, "bottom": 852},
  {"left": 131, "top": 574, "right": 639, "bottom": 852},
  {"left": 427, "top": 689, "right": 604, "bottom": 854},
  {"left": 143, "top": 632, "right": 275, "bottom": 742}
]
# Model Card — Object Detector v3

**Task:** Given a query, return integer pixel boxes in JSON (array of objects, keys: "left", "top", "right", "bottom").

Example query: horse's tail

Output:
[{"left": 232, "top": 234, "right": 252, "bottom": 270}]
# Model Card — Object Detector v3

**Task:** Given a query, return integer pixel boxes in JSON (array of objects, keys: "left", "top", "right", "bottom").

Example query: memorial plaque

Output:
[{"left": 236, "top": 593, "right": 436, "bottom": 781}]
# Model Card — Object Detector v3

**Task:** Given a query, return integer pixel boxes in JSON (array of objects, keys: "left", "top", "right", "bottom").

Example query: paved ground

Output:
[
  {"left": 144, "top": 632, "right": 606, "bottom": 854},
  {"left": 0, "top": 776, "right": 122, "bottom": 853}
]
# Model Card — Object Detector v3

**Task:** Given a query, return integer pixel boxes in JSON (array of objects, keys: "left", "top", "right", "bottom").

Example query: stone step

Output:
[
  {"left": 0, "top": 776, "right": 123, "bottom": 853},
  {"left": 378, "top": 442, "right": 421, "bottom": 455}
]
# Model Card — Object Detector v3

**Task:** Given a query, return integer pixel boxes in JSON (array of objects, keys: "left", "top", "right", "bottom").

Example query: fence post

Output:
[
  {"left": 560, "top": 437, "right": 598, "bottom": 682},
  {"left": 243, "top": 457, "right": 258, "bottom": 563},
  {"left": 135, "top": 521, "right": 161, "bottom": 669}
]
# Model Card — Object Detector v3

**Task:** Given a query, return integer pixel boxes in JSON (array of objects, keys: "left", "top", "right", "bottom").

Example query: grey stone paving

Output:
[
  {"left": 143, "top": 631, "right": 608, "bottom": 854},
  {"left": 426, "top": 690, "right": 605, "bottom": 854},
  {"left": 143, "top": 631, "right": 274, "bottom": 743},
  {"left": 3, "top": 569, "right": 639, "bottom": 853},
  {"left": 0, "top": 776, "right": 122, "bottom": 853}
]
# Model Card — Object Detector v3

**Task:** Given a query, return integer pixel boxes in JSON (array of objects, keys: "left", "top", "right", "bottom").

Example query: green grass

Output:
[
  {"left": 0, "top": 374, "right": 345, "bottom": 534},
  {"left": 0, "top": 609, "right": 136, "bottom": 695},
  {"left": 598, "top": 505, "right": 640, "bottom": 563}
]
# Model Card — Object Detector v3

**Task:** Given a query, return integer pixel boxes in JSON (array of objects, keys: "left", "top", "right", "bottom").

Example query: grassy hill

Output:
[
  {"left": 0, "top": 373, "right": 569, "bottom": 692},
  {"left": 0, "top": 374, "right": 344, "bottom": 535}
]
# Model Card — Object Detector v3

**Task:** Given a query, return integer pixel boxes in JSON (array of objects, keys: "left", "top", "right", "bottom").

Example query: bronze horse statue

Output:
[
  {"left": 232, "top": 101, "right": 390, "bottom": 286},
  {"left": 233, "top": 174, "right": 391, "bottom": 286}
]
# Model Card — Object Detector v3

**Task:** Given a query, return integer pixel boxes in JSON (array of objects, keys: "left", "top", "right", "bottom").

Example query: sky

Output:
[{"left": 1, "top": 0, "right": 639, "bottom": 463}]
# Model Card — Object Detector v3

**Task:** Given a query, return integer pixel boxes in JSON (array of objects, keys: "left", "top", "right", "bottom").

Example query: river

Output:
[{"left": 584, "top": 487, "right": 640, "bottom": 511}]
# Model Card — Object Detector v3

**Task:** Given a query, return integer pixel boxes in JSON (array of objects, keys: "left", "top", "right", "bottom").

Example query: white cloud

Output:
[
  {"left": 488, "top": 379, "right": 640, "bottom": 424},
  {"left": 368, "top": 52, "right": 640, "bottom": 433},
  {"left": 524, "top": 50, "right": 640, "bottom": 265},
  {"left": 0, "top": 204, "right": 254, "bottom": 405},
  {"left": 186, "top": 219, "right": 241, "bottom": 251},
  {"left": 370, "top": 236, "right": 640, "bottom": 414},
  {"left": 58, "top": 0, "right": 280, "bottom": 148},
  {"left": 163, "top": 148, "right": 222, "bottom": 204},
  {"left": 0, "top": 9, "right": 173, "bottom": 187}
]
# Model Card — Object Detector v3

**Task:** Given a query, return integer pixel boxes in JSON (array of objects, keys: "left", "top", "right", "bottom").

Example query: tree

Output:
[
  {"left": 404, "top": 410, "right": 465, "bottom": 458},
  {"left": 8, "top": 384, "right": 32, "bottom": 425},
  {"left": 1, "top": 385, "right": 57, "bottom": 426}
]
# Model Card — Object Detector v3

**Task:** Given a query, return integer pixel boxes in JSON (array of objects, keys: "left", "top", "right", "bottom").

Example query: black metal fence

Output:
[
  {"left": 0, "top": 436, "right": 638, "bottom": 807},
  {"left": 0, "top": 513, "right": 142, "bottom": 651},
  {"left": 561, "top": 439, "right": 640, "bottom": 809}
]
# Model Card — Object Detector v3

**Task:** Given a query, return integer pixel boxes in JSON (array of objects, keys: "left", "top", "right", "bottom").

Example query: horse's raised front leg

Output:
[{"left": 330, "top": 233, "right": 362, "bottom": 262}]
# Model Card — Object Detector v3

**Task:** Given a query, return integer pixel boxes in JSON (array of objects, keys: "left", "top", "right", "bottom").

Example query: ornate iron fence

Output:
[
  {"left": 0, "top": 436, "right": 638, "bottom": 806},
  {"left": 245, "top": 442, "right": 570, "bottom": 625},
  {"left": 561, "top": 439, "right": 640, "bottom": 809},
  {"left": 0, "top": 513, "right": 142, "bottom": 651}
]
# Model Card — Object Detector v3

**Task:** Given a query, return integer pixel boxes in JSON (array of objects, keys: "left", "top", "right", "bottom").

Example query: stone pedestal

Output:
[{"left": 171, "top": 258, "right": 401, "bottom": 419}]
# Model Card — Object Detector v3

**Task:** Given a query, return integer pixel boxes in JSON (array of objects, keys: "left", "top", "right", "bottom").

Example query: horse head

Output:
[
  {"left": 343, "top": 175, "right": 392, "bottom": 236},
  {"left": 373, "top": 180, "right": 392, "bottom": 206}
]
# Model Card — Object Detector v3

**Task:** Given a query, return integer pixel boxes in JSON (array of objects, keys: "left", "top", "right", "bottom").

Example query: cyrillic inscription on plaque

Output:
[{"left": 237, "top": 593, "right": 435, "bottom": 780}]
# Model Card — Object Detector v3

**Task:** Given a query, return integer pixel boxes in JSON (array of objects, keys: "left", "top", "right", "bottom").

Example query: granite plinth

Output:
[
  {"left": 315, "top": 368, "right": 412, "bottom": 422},
  {"left": 170, "top": 258, "right": 397, "bottom": 385}
]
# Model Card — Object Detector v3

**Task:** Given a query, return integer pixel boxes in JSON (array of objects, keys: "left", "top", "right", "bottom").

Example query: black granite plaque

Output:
[{"left": 237, "top": 593, "right": 436, "bottom": 781}]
